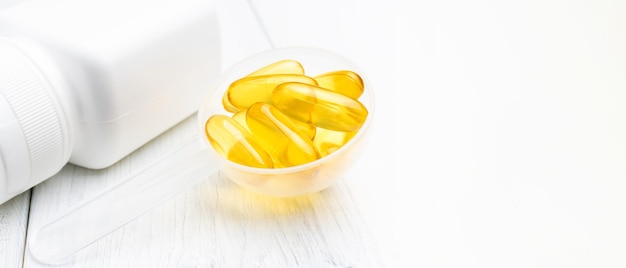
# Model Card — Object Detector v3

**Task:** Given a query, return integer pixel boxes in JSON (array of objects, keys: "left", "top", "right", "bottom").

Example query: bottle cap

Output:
[{"left": 0, "top": 38, "right": 71, "bottom": 204}]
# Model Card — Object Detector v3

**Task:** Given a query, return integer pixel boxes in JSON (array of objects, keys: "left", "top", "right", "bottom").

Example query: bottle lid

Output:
[{"left": 0, "top": 38, "right": 71, "bottom": 203}]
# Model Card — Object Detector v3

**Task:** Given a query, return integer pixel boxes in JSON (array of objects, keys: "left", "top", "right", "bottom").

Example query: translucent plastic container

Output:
[{"left": 198, "top": 47, "right": 375, "bottom": 196}]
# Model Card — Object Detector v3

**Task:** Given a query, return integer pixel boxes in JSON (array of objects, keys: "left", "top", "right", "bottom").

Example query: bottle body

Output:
[{"left": 0, "top": 0, "right": 221, "bottom": 204}]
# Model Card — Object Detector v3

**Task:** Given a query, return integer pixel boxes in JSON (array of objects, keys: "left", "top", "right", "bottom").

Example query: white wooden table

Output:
[{"left": 0, "top": 0, "right": 397, "bottom": 267}]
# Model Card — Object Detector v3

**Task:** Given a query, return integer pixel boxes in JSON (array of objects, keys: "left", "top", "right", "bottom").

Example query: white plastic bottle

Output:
[{"left": 0, "top": 0, "right": 220, "bottom": 204}]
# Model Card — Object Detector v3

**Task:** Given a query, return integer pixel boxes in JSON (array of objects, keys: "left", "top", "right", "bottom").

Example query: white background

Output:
[{"left": 393, "top": 0, "right": 626, "bottom": 267}]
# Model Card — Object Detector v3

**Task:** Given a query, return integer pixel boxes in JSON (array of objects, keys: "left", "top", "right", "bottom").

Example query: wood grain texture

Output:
[
  {"left": 0, "top": 191, "right": 30, "bottom": 268},
  {"left": 24, "top": 117, "right": 382, "bottom": 268}
]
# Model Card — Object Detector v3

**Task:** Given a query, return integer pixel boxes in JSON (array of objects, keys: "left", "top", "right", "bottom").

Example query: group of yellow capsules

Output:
[{"left": 204, "top": 59, "right": 368, "bottom": 168}]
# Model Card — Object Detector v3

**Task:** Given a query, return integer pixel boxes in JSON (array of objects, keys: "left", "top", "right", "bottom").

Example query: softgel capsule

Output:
[{"left": 205, "top": 60, "right": 368, "bottom": 168}]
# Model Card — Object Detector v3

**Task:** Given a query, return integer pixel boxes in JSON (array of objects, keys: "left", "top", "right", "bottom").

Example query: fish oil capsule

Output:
[
  {"left": 272, "top": 82, "right": 368, "bottom": 132},
  {"left": 246, "top": 103, "right": 319, "bottom": 168},
  {"left": 205, "top": 115, "right": 273, "bottom": 168},
  {"left": 227, "top": 74, "right": 317, "bottom": 110},
  {"left": 313, "top": 128, "right": 357, "bottom": 157},
  {"left": 222, "top": 92, "right": 240, "bottom": 113},
  {"left": 247, "top": 59, "right": 304, "bottom": 76},
  {"left": 314, "top": 70, "right": 364, "bottom": 99},
  {"left": 222, "top": 60, "right": 305, "bottom": 113},
  {"left": 231, "top": 111, "right": 249, "bottom": 130},
  {"left": 292, "top": 118, "right": 316, "bottom": 140},
  {"left": 235, "top": 107, "right": 315, "bottom": 140}
]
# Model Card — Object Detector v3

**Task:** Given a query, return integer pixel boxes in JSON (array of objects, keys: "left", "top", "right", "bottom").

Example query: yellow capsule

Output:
[
  {"left": 247, "top": 59, "right": 304, "bottom": 76},
  {"left": 246, "top": 103, "right": 319, "bottom": 168},
  {"left": 205, "top": 115, "right": 273, "bottom": 168},
  {"left": 231, "top": 111, "right": 249, "bottom": 131},
  {"left": 236, "top": 105, "right": 315, "bottom": 140},
  {"left": 227, "top": 74, "right": 317, "bottom": 110},
  {"left": 223, "top": 60, "right": 306, "bottom": 113},
  {"left": 222, "top": 91, "right": 240, "bottom": 113},
  {"left": 272, "top": 82, "right": 368, "bottom": 132},
  {"left": 314, "top": 70, "right": 364, "bottom": 99},
  {"left": 313, "top": 128, "right": 357, "bottom": 157},
  {"left": 292, "top": 118, "right": 316, "bottom": 141}
]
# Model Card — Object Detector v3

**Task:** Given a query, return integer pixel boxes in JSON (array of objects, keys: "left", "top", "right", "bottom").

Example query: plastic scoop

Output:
[{"left": 27, "top": 47, "right": 375, "bottom": 264}]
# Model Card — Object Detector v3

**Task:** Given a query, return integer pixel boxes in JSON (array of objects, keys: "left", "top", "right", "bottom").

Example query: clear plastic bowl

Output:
[{"left": 197, "top": 47, "right": 375, "bottom": 197}]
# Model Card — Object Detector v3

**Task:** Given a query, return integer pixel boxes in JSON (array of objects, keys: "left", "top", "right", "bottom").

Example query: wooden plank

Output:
[
  {"left": 0, "top": 191, "right": 30, "bottom": 268},
  {"left": 22, "top": 0, "right": 387, "bottom": 267}
]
